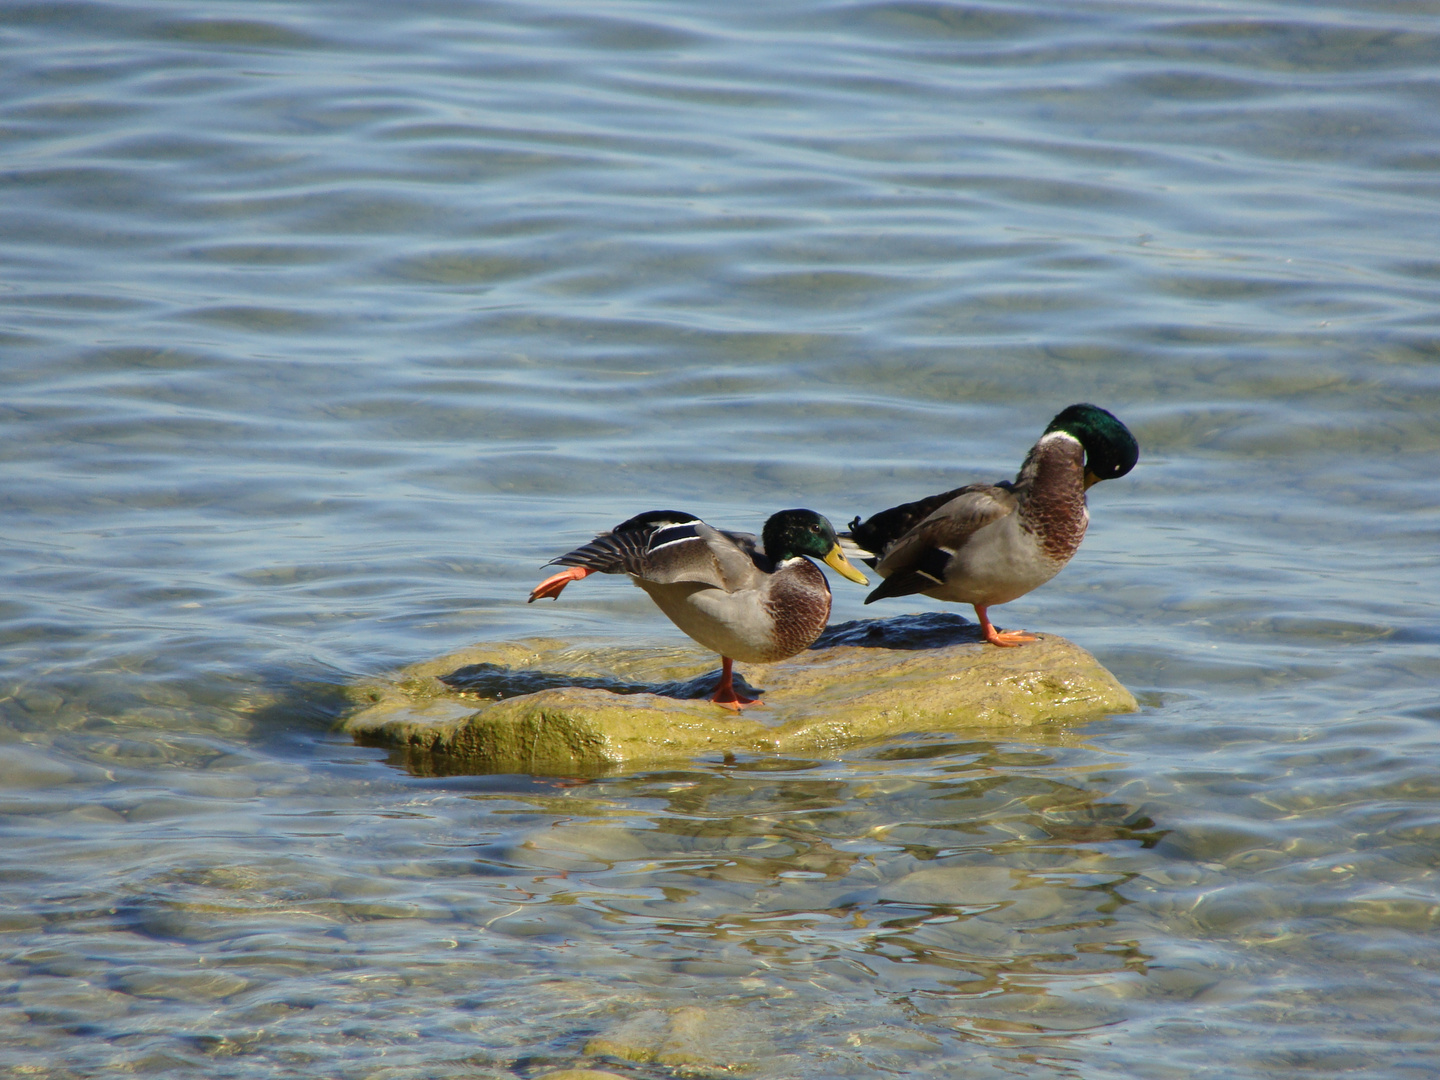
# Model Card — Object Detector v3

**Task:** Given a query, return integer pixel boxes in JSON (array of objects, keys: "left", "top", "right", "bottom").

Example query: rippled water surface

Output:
[{"left": 3, "top": 1, "right": 1439, "bottom": 1076}]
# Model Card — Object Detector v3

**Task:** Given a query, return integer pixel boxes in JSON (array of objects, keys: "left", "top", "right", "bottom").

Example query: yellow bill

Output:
[{"left": 824, "top": 543, "right": 870, "bottom": 585}]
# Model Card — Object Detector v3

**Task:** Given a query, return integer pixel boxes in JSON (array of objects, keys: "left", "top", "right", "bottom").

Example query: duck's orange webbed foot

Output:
[
  {"left": 528, "top": 566, "right": 590, "bottom": 602},
  {"left": 711, "top": 689, "right": 763, "bottom": 711},
  {"left": 974, "top": 605, "right": 1037, "bottom": 648},
  {"left": 987, "top": 629, "right": 1038, "bottom": 647},
  {"left": 710, "top": 657, "right": 763, "bottom": 711}
]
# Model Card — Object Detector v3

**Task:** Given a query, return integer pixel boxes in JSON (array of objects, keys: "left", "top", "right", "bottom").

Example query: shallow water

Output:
[{"left": 2, "top": 0, "right": 1439, "bottom": 1076}]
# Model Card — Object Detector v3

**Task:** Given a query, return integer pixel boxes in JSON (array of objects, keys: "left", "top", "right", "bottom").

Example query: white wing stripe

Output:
[
  {"left": 649, "top": 522, "right": 702, "bottom": 550},
  {"left": 649, "top": 534, "right": 704, "bottom": 554}
]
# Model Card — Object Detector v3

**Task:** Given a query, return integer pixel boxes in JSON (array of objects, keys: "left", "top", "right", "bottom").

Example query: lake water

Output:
[{"left": 3, "top": 0, "right": 1439, "bottom": 1076}]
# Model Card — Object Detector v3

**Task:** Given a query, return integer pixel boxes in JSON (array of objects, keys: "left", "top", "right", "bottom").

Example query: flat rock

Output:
[
  {"left": 341, "top": 613, "right": 1136, "bottom": 775},
  {"left": 583, "top": 1005, "right": 758, "bottom": 1069}
]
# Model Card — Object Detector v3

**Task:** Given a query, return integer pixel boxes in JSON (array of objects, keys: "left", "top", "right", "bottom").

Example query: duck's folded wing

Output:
[
  {"left": 846, "top": 482, "right": 1010, "bottom": 557},
  {"left": 638, "top": 522, "right": 760, "bottom": 592},
  {"left": 865, "top": 486, "right": 1016, "bottom": 602}
]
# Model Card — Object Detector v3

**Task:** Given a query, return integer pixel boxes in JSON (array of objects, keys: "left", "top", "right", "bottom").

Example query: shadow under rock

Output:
[
  {"left": 439, "top": 663, "right": 760, "bottom": 703},
  {"left": 813, "top": 611, "right": 984, "bottom": 650}
]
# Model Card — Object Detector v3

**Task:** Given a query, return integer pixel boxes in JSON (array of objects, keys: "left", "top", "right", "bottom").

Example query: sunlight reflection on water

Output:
[{"left": 2, "top": 1, "right": 1439, "bottom": 1077}]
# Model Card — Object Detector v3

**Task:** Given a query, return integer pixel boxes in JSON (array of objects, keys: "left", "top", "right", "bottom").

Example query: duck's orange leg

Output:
[
  {"left": 528, "top": 566, "right": 591, "bottom": 603},
  {"left": 710, "top": 657, "right": 761, "bottom": 711},
  {"left": 974, "top": 605, "right": 1037, "bottom": 647}
]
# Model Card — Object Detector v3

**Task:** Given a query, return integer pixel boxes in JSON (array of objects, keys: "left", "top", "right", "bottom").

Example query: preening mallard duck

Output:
[
  {"left": 528, "top": 508, "right": 869, "bottom": 710},
  {"left": 844, "top": 403, "right": 1138, "bottom": 647}
]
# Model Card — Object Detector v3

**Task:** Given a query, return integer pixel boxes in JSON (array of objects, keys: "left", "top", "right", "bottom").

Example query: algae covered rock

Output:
[
  {"left": 341, "top": 613, "right": 1135, "bottom": 775},
  {"left": 583, "top": 1005, "right": 760, "bottom": 1070}
]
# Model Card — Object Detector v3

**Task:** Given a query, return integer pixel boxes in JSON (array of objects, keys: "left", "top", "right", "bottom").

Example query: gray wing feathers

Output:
[
  {"left": 696, "top": 523, "right": 763, "bottom": 591},
  {"left": 875, "top": 487, "right": 1015, "bottom": 576},
  {"left": 549, "top": 516, "right": 760, "bottom": 593},
  {"left": 549, "top": 528, "right": 657, "bottom": 575},
  {"left": 640, "top": 523, "right": 759, "bottom": 591},
  {"left": 637, "top": 530, "right": 723, "bottom": 586}
]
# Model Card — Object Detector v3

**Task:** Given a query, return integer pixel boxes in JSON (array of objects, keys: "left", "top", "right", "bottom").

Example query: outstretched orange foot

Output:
[
  {"left": 710, "top": 657, "right": 762, "bottom": 711},
  {"left": 528, "top": 566, "right": 590, "bottom": 602},
  {"left": 974, "top": 605, "right": 1037, "bottom": 648}
]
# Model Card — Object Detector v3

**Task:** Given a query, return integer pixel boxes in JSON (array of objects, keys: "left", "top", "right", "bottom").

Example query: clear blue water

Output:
[{"left": 2, "top": 1, "right": 1439, "bottom": 1076}]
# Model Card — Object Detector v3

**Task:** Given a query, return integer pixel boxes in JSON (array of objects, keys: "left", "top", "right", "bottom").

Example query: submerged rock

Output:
[
  {"left": 583, "top": 1005, "right": 757, "bottom": 1069},
  {"left": 341, "top": 613, "right": 1136, "bottom": 776}
]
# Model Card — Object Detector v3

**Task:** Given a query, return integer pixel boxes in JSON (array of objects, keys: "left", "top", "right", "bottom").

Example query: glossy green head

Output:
[
  {"left": 1045, "top": 403, "right": 1139, "bottom": 484},
  {"left": 764, "top": 509, "right": 869, "bottom": 584}
]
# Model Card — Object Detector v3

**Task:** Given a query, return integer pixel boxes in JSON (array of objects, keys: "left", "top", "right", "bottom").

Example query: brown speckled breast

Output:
[
  {"left": 1019, "top": 436, "right": 1089, "bottom": 564},
  {"left": 760, "top": 559, "right": 833, "bottom": 660}
]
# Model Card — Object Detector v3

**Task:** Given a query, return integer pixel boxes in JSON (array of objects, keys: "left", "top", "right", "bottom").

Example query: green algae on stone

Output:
[
  {"left": 341, "top": 613, "right": 1136, "bottom": 776},
  {"left": 583, "top": 1005, "right": 760, "bottom": 1070}
]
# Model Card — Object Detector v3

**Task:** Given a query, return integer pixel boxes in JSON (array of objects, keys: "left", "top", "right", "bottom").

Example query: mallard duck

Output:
[
  {"left": 528, "top": 508, "right": 869, "bottom": 710},
  {"left": 844, "top": 403, "right": 1138, "bottom": 646}
]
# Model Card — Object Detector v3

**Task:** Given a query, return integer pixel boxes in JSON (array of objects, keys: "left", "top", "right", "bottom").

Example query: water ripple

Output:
[{"left": 3, "top": 0, "right": 1440, "bottom": 1076}]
